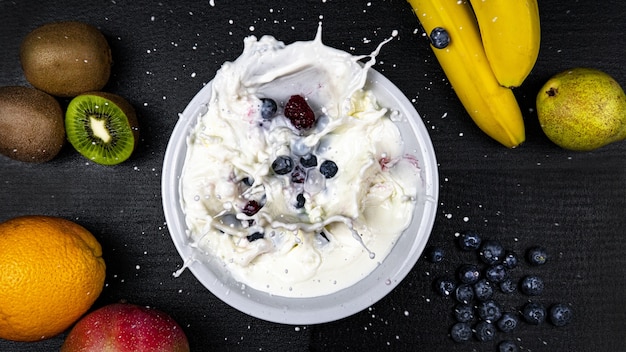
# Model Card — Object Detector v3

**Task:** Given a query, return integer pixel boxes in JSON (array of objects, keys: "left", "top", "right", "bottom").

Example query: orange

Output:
[{"left": 0, "top": 215, "right": 106, "bottom": 341}]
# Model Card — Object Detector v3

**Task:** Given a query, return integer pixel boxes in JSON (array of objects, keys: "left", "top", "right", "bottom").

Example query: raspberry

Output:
[
  {"left": 291, "top": 165, "right": 306, "bottom": 184},
  {"left": 284, "top": 95, "right": 315, "bottom": 130},
  {"left": 242, "top": 200, "right": 262, "bottom": 216}
]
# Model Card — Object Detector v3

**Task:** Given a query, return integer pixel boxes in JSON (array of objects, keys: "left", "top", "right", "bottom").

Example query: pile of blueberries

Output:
[{"left": 426, "top": 230, "right": 573, "bottom": 352}]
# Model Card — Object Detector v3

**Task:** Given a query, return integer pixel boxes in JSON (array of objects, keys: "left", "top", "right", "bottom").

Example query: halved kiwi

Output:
[{"left": 65, "top": 92, "right": 138, "bottom": 165}]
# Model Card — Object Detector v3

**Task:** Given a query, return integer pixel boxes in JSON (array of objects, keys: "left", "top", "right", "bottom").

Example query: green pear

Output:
[{"left": 536, "top": 67, "right": 626, "bottom": 151}]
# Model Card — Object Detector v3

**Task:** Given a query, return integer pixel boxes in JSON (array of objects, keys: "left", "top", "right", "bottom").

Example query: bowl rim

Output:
[{"left": 162, "top": 68, "right": 439, "bottom": 325}]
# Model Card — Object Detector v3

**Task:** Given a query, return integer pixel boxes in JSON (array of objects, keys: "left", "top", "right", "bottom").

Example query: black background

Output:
[{"left": 1, "top": 0, "right": 625, "bottom": 351}]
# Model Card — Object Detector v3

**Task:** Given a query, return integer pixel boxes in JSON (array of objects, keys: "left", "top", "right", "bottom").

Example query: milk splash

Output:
[{"left": 177, "top": 23, "right": 421, "bottom": 297}]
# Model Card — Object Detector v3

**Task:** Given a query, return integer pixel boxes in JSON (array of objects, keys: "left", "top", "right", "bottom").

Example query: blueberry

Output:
[
  {"left": 522, "top": 302, "right": 546, "bottom": 325},
  {"left": 457, "top": 263, "right": 481, "bottom": 284},
  {"left": 434, "top": 276, "right": 457, "bottom": 297},
  {"left": 260, "top": 98, "right": 277, "bottom": 120},
  {"left": 549, "top": 303, "right": 573, "bottom": 327},
  {"left": 271, "top": 155, "right": 294, "bottom": 175},
  {"left": 246, "top": 232, "right": 264, "bottom": 242},
  {"left": 526, "top": 245, "right": 548, "bottom": 265},
  {"left": 319, "top": 160, "right": 338, "bottom": 178},
  {"left": 474, "top": 321, "right": 496, "bottom": 342},
  {"left": 479, "top": 239, "right": 505, "bottom": 264},
  {"left": 496, "top": 312, "right": 519, "bottom": 333},
  {"left": 450, "top": 322, "right": 472, "bottom": 343},
  {"left": 498, "top": 340, "right": 520, "bottom": 352},
  {"left": 455, "top": 284, "right": 474, "bottom": 304},
  {"left": 429, "top": 27, "right": 450, "bottom": 49},
  {"left": 458, "top": 230, "right": 482, "bottom": 251},
  {"left": 485, "top": 264, "right": 508, "bottom": 283},
  {"left": 453, "top": 304, "right": 475, "bottom": 323},
  {"left": 473, "top": 278, "right": 494, "bottom": 301},
  {"left": 295, "top": 193, "right": 306, "bottom": 209},
  {"left": 477, "top": 299, "right": 502, "bottom": 323},
  {"left": 300, "top": 153, "right": 318, "bottom": 168},
  {"left": 425, "top": 246, "right": 445, "bottom": 263},
  {"left": 520, "top": 275, "right": 544, "bottom": 296},
  {"left": 241, "top": 176, "right": 254, "bottom": 186},
  {"left": 499, "top": 278, "right": 517, "bottom": 294},
  {"left": 502, "top": 250, "right": 519, "bottom": 269}
]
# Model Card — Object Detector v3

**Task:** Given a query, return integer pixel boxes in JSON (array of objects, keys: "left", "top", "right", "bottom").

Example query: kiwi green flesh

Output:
[{"left": 66, "top": 93, "right": 137, "bottom": 165}]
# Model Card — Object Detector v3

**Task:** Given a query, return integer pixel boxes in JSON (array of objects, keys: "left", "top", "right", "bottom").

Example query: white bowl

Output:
[{"left": 162, "top": 68, "right": 438, "bottom": 325}]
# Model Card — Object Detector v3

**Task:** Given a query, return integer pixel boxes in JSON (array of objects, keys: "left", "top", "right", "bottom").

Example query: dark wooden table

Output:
[{"left": 1, "top": 1, "right": 624, "bottom": 351}]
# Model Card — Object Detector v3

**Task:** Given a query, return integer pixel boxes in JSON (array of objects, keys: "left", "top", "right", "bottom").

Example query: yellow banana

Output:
[
  {"left": 406, "top": 0, "right": 525, "bottom": 147},
  {"left": 470, "top": 0, "right": 541, "bottom": 88}
]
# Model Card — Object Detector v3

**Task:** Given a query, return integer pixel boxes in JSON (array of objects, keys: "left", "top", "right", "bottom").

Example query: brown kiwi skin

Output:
[
  {"left": 0, "top": 86, "right": 65, "bottom": 163},
  {"left": 19, "top": 21, "right": 113, "bottom": 98}
]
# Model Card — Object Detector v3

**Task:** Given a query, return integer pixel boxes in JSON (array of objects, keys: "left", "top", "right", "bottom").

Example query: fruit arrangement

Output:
[
  {"left": 0, "top": 20, "right": 188, "bottom": 350},
  {"left": 0, "top": 2, "right": 619, "bottom": 349},
  {"left": 0, "top": 21, "right": 139, "bottom": 165},
  {"left": 406, "top": 0, "right": 540, "bottom": 148},
  {"left": 0, "top": 215, "right": 190, "bottom": 349},
  {"left": 406, "top": 0, "right": 626, "bottom": 151}
]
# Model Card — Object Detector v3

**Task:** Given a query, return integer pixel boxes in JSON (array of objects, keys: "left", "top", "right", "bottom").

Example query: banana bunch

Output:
[{"left": 406, "top": 0, "right": 541, "bottom": 148}]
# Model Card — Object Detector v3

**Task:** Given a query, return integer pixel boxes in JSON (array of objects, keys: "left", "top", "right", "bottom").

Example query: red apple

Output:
[{"left": 61, "top": 303, "right": 190, "bottom": 352}]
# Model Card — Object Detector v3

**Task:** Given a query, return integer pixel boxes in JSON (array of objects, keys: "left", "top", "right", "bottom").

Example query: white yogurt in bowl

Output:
[{"left": 162, "top": 25, "right": 438, "bottom": 324}]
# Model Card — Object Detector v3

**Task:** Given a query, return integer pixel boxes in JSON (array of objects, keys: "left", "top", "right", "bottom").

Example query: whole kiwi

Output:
[
  {"left": 0, "top": 86, "right": 65, "bottom": 162},
  {"left": 20, "top": 21, "right": 112, "bottom": 97}
]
